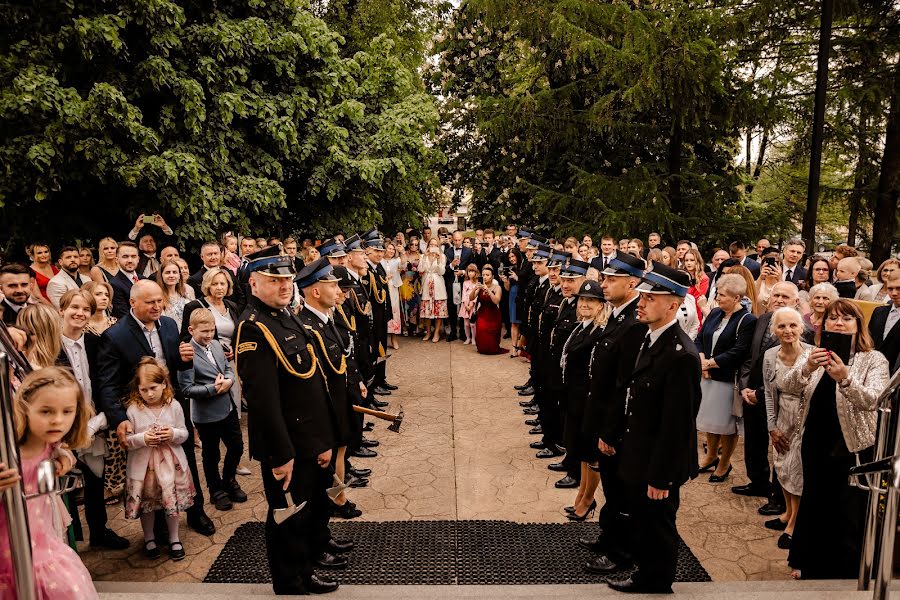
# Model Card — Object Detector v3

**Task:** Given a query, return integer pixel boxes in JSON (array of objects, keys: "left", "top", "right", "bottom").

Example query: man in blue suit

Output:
[
  {"left": 444, "top": 230, "right": 474, "bottom": 341},
  {"left": 96, "top": 280, "right": 216, "bottom": 536},
  {"left": 781, "top": 239, "right": 808, "bottom": 285},
  {"left": 108, "top": 241, "right": 146, "bottom": 319}
]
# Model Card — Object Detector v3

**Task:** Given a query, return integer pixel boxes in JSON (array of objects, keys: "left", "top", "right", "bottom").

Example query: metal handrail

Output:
[
  {"left": 853, "top": 368, "right": 900, "bottom": 600},
  {"left": 0, "top": 352, "right": 37, "bottom": 600}
]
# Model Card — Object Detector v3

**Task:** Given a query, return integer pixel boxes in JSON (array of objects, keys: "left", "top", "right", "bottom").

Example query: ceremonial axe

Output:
[
  {"left": 353, "top": 404, "right": 404, "bottom": 433},
  {"left": 327, "top": 472, "right": 349, "bottom": 501},
  {"left": 274, "top": 489, "right": 307, "bottom": 525}
]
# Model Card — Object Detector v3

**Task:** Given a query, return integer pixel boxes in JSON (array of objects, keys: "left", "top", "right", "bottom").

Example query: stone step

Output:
[{"left": 96, "top": 580, "right": 893, "bottom": 599}]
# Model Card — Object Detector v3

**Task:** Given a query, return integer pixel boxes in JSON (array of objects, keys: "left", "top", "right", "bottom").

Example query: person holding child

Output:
[
  {"left": 178, "top": 308, "right": 246, "bottom": 512},
  {"left": 0, "top": 367, "right": 100, "bottom": 599}
]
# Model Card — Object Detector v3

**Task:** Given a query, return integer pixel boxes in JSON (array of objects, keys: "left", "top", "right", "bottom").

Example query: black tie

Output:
[
  {"left": 602, "top": 257, "right": 608, "bottom": 270},
  {"left": 634, "top": 334, "right": 651, "bottom": 368},
  {"left": 785, "top": 269, "right": 793, "bottom": 282}
]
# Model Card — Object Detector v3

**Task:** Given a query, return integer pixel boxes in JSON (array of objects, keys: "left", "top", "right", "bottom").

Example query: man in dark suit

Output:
[
  {"left": 582, "top": 253, "right": 647, "bottom": 573},
  {"left": 604, "top": 263, "right": 701, "bottom": 594},
  {"left": 478, "top": 228, "right": 503, "bottom": 273},
  {"left": 107, "top": 241, "right": 145, "bottom": 319},
  {"left": 96, "top": 279, "right": 215, "bottom": 536},
  {"left": 781, "top": 239, "right": 808, "bottom": 285},
  {"left": 736, "top": 282, "right": 812, "bottom": 512},
  {"left": 729, "top": 241, "right": 761, "bottom": 279},
  {"left": 870, "top": 273, "right": 900, "bottom": 373},
  {"left": 444, "top": 231, "right": 474, "bottom": 341},
  {"left": 235, "top": 250, "right": 343, "bottom": 595},
  {"left": 0, "top": 263, "right": 37, "bottom": 326}
]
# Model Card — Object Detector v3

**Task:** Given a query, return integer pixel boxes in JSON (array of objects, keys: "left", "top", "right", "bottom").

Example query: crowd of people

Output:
[{"left": 0, "top": 217, "right": 898, "bottom": 596}]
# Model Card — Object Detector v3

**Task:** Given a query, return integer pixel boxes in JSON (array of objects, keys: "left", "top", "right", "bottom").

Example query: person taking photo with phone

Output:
[{"left": 779, "top": 299, "right": 889, "bottom": 580}]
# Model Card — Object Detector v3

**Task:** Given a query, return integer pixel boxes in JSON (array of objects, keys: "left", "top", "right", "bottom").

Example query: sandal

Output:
[
  {"left": 144, "top": 539, "right": 161, "bottom": 559},
  {"left": 169, "top": 541, "right": 186, "bottom": 561}
]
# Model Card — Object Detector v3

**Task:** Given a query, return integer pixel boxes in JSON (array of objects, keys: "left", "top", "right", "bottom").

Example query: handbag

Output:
[{"left": 452, "top": 280, "right": 462, "bottom": 305}]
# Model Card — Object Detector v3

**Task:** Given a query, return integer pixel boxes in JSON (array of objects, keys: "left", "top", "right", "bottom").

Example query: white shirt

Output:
[
  {"left": 539, "top": 275, "right": 549, "bottom": 285},
  {"left": 782, "top": 262, "right": 799, "bottom": 281},
  {"left": 647, "top": 318, "right": 680, "bottom": 347},
  {"left": 131, "top": 311, "right": 165, "bottom": 364},
  {"left": 886, "top": 305, "right": 900, "bottom": 339},
  {"left": 62, "top": 334, "right": 92, "bottom": 403},
  {"left": 600, "top": 253, "right": 616, "bottom": 270},
  {"left": 122, "top": 270, "right": 140, "bottom": 284},
  {"left": 306, "top": 304, "right": 330, "bottom": 325}
]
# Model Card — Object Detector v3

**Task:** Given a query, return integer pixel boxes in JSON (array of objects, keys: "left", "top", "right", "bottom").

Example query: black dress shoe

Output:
[
  {"left": 351, "top": 448, "right": 378, "bottom": 458},
  {"left": 529, "top": 441, "right": 545, "bottom": 449},
  {"left": 514, "top": 383, "right": 531, "bottom": 391},
  {"left": 522, "top": 406, "right": 539, "bottom": 415},
  {"left": 578, "top": 536, "right": 604, "bottom": 552},
  {"left": 732, "top": 483, "right": 769, "bottom": 497},
  {"left": 169, "top": 541, "right": 186, "bottom": 561},
  {"left": 90, "top": 528, "right": 130, "bottom": 550},
  {"left": 525, "top": 418, "right": 540, "bottom": 426},
  {"left": 758, "top": 501, "right": 786, "bottom": 516},
  {"left": 316, "top": 552, "right": 349, "bottom": 570},
  {"left": 363, "top": 422, "right": 375, "bottom": 432},
  {"left": 518, "top": 387, "right": 535, "bottom": 396},
  {"left": 348, "top": 476, "right": 369, "bottom": 488},
  {"left": 212, "top": 490, "right": 233, "bottom": 511},
  {"left": 306, "top": 573, "right": 340, "bottom": 594},
  {"left": 360, "top": 438, "right": 380, "bottom": 448},
  {"left": 528, "top": 425, "right": 543, "bottom": 435},
  {"left": 373, "top": 387, "right": 392, "bottom": 396},
  {"left": 226, "top": 479, "right": 248, "bottom": 503},
  {"left": 585, "top": 554, "right": 625, "bottom": 574},
  {"left": 187, "top": 509, "right": 216, "bottom": 535},
  {"left": 519, "top": 399, "right": 536, "bottom": 407},
  {"left": 555, "top": 476, "right": 579, "bottom": 488},
  {"left": 765, "top": 518, "right": 788, "bottom": 531},
  {"left": 332, "top": 502, "right": 363, "bottom": 519},
  {"left": 349, "top": 467, "right": 372, "bottom": 478},
  {"left": 548, "top": 461, "right": 567, "bottom": 472},
  {"left": 777, "top": 532, "right": 792, "bottom": 549},
  {"left": 371, "top": 399, "right": 390, "bottom": 409},
  {"left": 607, "top": 576, "right": 672, "bottom": 594},
  {"left": 536, "top": 447, "right": 562, "bottom": 458},
  {"left": 328, "top": 538, "right": 355, "bottom": 553},
  {"left": 381, "top": 383, "right": 398, "bottom": 391}
]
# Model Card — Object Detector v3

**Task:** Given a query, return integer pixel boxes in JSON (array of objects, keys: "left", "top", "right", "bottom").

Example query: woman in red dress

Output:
[
  {"left": 27, "top": 242, "right": 58, "bottom": 303},
  {"left": 470, "top": 264, "right": 507, "bottom": 355}
]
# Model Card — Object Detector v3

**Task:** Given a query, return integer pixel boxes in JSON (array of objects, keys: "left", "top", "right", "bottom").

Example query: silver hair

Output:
[{"left": 769, "top": 306, "right": 804, "bottom": 335}]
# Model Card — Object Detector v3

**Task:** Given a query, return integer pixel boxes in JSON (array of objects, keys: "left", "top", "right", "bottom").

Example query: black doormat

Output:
[{"left": 204, "top": 520, "right": 710, "bottom": 585}]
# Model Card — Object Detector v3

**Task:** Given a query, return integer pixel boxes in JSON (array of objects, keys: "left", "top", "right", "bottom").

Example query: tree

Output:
[{"left": 0, "top": 0, "right": 442, "bottom": 247}]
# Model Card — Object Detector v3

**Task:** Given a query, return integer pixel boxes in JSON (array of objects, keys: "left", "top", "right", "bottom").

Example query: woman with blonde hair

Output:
[
  {"left": 724, "top": 264, "right": 762, "bottom": 315},
  {"left": 82, "top": 281, "right": 117, "bottom": 336},
  {"left": 90, "top": 237, "right": 119, "bottom": 283},
  {"left": 869, "top": 258, "right": 899, "bottom": 303},
  {"left": 157, "top": 260, "right": 191, "bottom": 324},
  {"left": 418, "top": 238, "right": 448, "bottom": 342},
  {"left": 16, "top": 303, "right": 62, "bottom": 368}
]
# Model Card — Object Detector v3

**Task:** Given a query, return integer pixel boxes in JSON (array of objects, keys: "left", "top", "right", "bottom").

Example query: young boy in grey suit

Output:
[{"left": 178, "top": 308, "right": 246, "bottom": 512}]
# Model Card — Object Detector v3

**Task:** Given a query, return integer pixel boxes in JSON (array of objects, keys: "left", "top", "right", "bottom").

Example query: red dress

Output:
[
  {"left": 30, "top": 266, "right": 59, "bottom": 302},
  {"left": 474, "top": 289, "right": 507, "bottom": 355}
]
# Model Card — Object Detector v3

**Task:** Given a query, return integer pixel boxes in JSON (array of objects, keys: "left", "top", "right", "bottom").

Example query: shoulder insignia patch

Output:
[
  {"left": 237, "top": 342, "right": 257, "bottom": 354},
  {"left": 676, "top": 343, "right": 683, "bottom": 351}
]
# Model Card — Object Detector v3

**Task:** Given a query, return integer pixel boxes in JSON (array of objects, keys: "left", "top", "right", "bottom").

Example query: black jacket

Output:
[
  {"left": 108, "top": 271, "right": 146, "bottom": 319},
  {"left": 617, "top": 323, "right": 702, "bottom": 490},
  {"left": 585, "top": 296, "right": 647, "bottom": 442},
  {"left": 870, "top": 305, "right": 900, "bottom": 374},
  {"left": 534, "top": 286, "right": 563, "bottom": 385},
  {"left": 695, "top": 307, "right": 756, "bottom": 382},
  {"left": 547, "top": 297, "right": 579, "bottom": 391},
  {"left": 96, "top": 314, "right": 189, "bottom": 427},
  {"left": 235, "top": 296, "right": 336, "bottom": 465}
]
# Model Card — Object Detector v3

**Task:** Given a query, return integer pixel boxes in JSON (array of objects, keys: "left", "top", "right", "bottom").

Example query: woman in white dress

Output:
[
  {"left": 382, "top": 242, "right": 404, "bottom": 349},
  {"left": 418, "top": 239, "right": 448, "bottom": 342},
  {"left": 763, "top": 307, "right": 811, "bottom": 547}
]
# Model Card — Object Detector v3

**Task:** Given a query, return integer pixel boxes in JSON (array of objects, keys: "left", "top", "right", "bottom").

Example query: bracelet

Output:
[{"left": 839, "top": 377, "right": 852, "bottom": 389}]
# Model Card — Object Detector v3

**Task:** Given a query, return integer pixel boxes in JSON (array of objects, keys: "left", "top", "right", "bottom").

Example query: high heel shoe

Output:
[
  {"left": 698, "top": 457, "right": 720, "bottom": 473},
  {"left": 567, "top": 499, "right": 597, "bottom": 521},
  {"left": 564, "top": 506, "right": 576, "bottom": 514},
  {"left": 708, "top": 464, "right": 733, "bottom": 483}
]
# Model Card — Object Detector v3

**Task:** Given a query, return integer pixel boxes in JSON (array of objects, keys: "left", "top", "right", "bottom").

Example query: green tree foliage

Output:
[{"left": 0, "top": 0, "right": 442, "bottom": 245}]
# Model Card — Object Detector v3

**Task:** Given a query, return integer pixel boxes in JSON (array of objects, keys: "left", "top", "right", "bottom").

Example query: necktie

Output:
[
  {"left": 625, "top": 335, "right": 652, "bottom": 416},
  {"left": 74, "top": 273, "right": 84, "bottom": 287},
  {"left": 785, "top": 269, "right": 793, "bottom": 282},
  {"left": 132, "top": 274, "right": 139, "bottom": 284}
]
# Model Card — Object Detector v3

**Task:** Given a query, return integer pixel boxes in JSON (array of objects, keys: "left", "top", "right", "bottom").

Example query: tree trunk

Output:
[
  {"left": 847, "top": 104, "right": 871, "bottom": 248},
  {"left": 746, "top": 128, "right": 769, "bottom": 195},
  {"left": 871, "top": 60, "right": 900, "bottom": 265},
  {"left": 746, "top": 129, "right": 753, "bottom": 175},
  {"left": 668, "top": 119, "right": 684, "bottom": 215}
]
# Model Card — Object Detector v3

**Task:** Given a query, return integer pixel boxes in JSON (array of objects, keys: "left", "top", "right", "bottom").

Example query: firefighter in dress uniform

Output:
[{"left": 234, "top": 247, "right": 350, "bottom": 596}]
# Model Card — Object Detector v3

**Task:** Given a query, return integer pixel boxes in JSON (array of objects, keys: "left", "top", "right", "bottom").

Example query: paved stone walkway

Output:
[{"left": 81, "top": 336, "right": 792, "bottom": 584}]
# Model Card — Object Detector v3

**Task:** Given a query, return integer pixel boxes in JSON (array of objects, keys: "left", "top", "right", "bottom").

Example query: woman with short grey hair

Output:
[
  {"left": 803, "top": 282, "right": 838, "bottom": 336},
  {"left": 695, "top": 273, "right": 758, "bottom": 483}
]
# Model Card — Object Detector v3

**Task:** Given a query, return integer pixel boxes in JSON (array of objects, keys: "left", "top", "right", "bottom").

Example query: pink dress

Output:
[
  {"left": 458, "top": 280, "right": 477, "bottom": 319},
  {"left": 0, "top": 443, "right": 99, "bottom": 600}
]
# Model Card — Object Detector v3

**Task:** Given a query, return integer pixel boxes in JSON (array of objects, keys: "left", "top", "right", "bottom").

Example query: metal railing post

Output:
[{"left": 0, "top": 352, "right": 37, "bottom": 600}]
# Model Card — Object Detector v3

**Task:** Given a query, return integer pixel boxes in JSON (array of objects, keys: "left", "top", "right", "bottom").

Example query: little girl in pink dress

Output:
[
  {"left": 458, "top": 265, "right": 479, "bottom": 344},
  {"left": 0, "top": 367, "right": 99, "bottom": 600}
]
